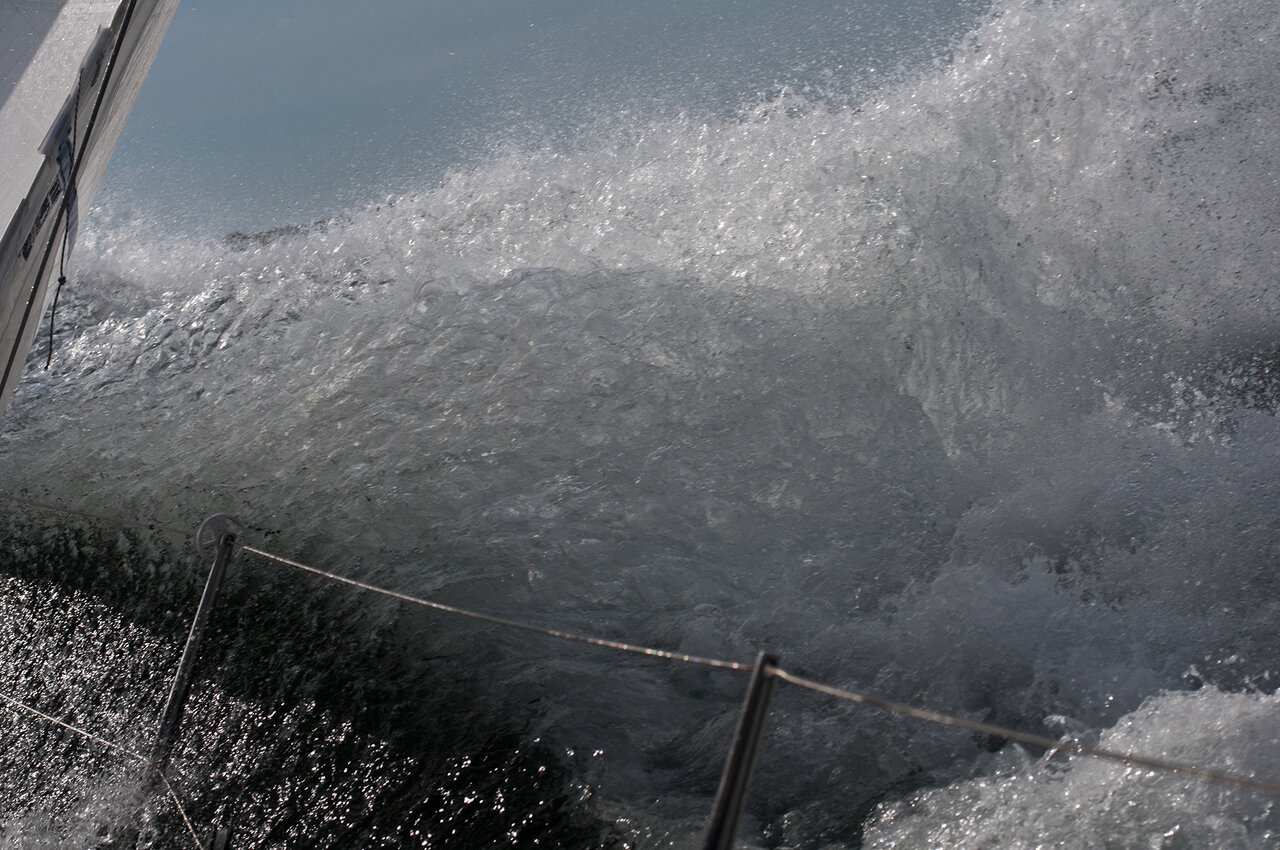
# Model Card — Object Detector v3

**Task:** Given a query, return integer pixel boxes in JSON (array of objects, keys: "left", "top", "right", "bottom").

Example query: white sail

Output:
[{"left": 0, "top": 0, "right": 179, "bottom": 414}]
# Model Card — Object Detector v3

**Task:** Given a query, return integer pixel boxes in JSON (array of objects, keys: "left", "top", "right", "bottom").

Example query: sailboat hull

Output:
[{"left": 0, "top": 0, "right": 179, "bottom": 414}]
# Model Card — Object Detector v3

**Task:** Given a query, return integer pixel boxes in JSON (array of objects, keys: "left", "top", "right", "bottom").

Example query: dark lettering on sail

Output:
[{"left": 19, "top": 175, "right": 65, "bottom": 262}]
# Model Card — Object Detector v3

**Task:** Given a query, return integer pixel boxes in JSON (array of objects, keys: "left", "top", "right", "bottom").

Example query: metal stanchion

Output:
[
  {"left": 701, "top": 651, "right": 778, "bottom": 850},
  {"left": 108, "top": 515, "right": 242, "bottom": 850},
  {"left": 149, "top": 515, "right": 241, "bottom": 774}
]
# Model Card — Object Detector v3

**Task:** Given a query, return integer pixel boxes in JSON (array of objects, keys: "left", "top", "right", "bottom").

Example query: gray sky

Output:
[{"left": 99, "top": 0, "right": 986, "bottom": 234}]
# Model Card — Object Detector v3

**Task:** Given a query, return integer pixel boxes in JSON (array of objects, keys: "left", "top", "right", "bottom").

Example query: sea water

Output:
[{"left": 2, "top": 0, "right": 1280, "bottom": 846}]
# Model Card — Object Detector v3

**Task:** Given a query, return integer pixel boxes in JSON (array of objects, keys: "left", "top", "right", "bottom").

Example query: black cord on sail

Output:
[{"left": 45, "top": 69, "right": 82, "bottom": 371}]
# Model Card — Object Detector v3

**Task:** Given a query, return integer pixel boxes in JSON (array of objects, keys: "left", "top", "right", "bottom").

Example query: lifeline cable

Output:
[
  {"left": 4, "top": 491, "right": 1279, "bottom": 799},
  {"left": 154, "top": 770, "right": 205, "bottom": 850},
  {"left": 241, "top": 544, "right": 750, "bottom": 671},
  {"left": 244, "top": 542, "right": 1280, "bottom": 800},
  {"left": 0, "top": 689, "right": 204, "bottom": 849},
  {"left": 0, "top": 689, "right": 145, "bottom": 763},
  {"left": 772, "top": 668, "right": 1280, "bottom": 798}
]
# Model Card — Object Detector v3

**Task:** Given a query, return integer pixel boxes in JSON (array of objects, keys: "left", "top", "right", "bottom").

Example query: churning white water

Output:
[{"left": 2, "top": 0, "right": 1280, "bottom": 845}]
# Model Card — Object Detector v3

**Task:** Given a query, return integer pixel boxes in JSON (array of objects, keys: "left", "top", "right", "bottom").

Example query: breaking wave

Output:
[{"left": 2, "top": 0, "right": 1279, "bottom": 845}]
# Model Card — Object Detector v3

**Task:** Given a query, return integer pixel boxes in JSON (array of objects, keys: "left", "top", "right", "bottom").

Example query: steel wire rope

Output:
[
  {"left": 772, "top": 668, "right": 1280, "bottom": 798},
  {"left": 0, "top": 689, "right": 203, "bottom": 849},
  {"left": 5, "top": 491, "right": 1280, "bottom": 800},
  {"left": 244, "top": 542, "right": 1280, "bottom": 800},
  {"left": 239, "top": 544, "right": 750, "bottom": 671}
]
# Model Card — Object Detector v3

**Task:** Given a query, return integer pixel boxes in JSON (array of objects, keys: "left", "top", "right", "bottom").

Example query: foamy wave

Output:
[{"left": 865, "top": 688, "right": 1280, "bottom": 848}]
